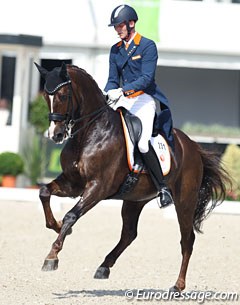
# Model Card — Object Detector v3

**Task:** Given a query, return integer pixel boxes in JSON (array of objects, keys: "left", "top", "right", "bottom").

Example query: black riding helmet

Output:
[{"left": 108, "top": 4, "right": 138, "bottom": 27}]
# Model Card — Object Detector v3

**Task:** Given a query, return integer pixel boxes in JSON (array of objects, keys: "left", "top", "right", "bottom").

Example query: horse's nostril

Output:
[
  {"left": 57, "top": 133, "right": 63, "bottom": 139},
  {"left": 53, "top": 133, "right": 64, "bottom": 142}
]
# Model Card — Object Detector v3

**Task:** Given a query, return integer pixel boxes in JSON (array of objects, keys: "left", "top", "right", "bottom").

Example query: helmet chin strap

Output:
[{"left": 124, "top": 21, "right": 134, "bottom": 41}]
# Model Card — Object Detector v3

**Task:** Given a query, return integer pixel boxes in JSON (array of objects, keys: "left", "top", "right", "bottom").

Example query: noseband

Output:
[{"left": 48, "top": 112, "right": 68, "bottom": 122}]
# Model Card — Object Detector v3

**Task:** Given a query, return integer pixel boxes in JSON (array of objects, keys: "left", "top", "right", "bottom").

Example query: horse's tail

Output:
[{"left": 193, "top": 146, "right": 231, "bottom": 233}]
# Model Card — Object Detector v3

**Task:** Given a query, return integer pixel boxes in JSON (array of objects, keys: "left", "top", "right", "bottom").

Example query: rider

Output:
[{"left": 105, "top": 4, "right": 174, "bottom": 208}]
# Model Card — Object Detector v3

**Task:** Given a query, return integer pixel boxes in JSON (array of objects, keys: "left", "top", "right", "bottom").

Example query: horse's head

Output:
[
  {"left": 35, "top": 62, "right": 75, "bottom": 144},
  {"left": 35, "top": 62, "right": 109, "bottom": 144}
]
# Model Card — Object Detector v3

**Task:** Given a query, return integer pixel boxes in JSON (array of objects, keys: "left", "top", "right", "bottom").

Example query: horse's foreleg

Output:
[
  {"left": 41, "top": 182, "right": 102, "bottom": 271},
  {"left": 94, "top": 200, "right": 147, "bottom": 279},
  {"left": 39, "top": 174, "right": 79, "bottom": 233},
  {"left": 41, "top": 207, "right": 80, "bottom": 271},
  {"left": 39, "top": 183, "right": 62, "bottom": 233}
]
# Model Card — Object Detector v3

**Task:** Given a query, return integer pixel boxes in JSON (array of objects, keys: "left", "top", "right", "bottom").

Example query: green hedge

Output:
[
  {"left": 182, "top": 123, "right": 240, "bottom": 138},
  {"left": 29, "top": 94, "right": 49, "bottom": 134},
  {"left": 221, "top": 144, "right": 240, "bottom": 201},
  {"left": 0, "top": 152, "right": 24, "bottom": 176}
]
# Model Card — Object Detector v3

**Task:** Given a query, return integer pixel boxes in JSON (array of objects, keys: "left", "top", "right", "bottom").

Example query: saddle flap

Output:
[
  {"left": 119, "top": 109, "right": 171, "bottom": 176},
  {"left": 118, "top": 107, "right": 142, "bottom": 145}
]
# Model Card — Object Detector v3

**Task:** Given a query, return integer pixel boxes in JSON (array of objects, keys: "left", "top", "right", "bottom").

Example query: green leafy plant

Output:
[
  {"left": 24, "top": 93, "right": 49, "bottom": 186},
  {"left": 0, "top": 152, "right": 24, "bottom": 176},
  {"left": 29, "top": 94, "right": 49, "bottom": 134},
  {"left": 182, "top": 122, "right": 240, "bottom": 138},
  {"left": 221, "top": 144, "right": 240, "bottom": 201},
  {"left": 23, "top": 135, "right": 45, "bottom": 185}
]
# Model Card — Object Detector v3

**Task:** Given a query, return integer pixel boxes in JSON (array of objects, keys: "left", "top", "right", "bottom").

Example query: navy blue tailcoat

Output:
[{"left": 105, "top": 33, "right": 174, "bottom": 149}]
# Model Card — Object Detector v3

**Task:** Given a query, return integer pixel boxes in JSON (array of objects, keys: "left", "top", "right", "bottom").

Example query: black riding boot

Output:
[{"left": 142, "top": 143, "right": 174, "bottom": 208}]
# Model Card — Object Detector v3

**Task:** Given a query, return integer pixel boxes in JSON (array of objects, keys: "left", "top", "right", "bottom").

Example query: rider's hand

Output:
[{"left": 107, "top": 88, "right": 123, "bottom": 102}]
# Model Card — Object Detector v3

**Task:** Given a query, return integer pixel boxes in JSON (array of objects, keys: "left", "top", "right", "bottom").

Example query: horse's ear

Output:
[
  {"left": 59, "top": 62, "right": 67, "bottom": 79},
  {"left": 34, "top": 62, "right": 48, "bottom": 79}
]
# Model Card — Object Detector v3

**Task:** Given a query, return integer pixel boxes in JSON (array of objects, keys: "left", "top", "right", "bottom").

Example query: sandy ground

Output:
[{"left": 0, "top": 198, "right": 239, "bottom": 305}]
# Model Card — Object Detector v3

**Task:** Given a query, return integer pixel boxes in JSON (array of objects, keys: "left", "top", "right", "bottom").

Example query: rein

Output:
[
  {"left": 49, "top": 81, "right": 115, "bottom": 139},
  {"left": 68, "top": 102, "right": 112, "bottom": 138}
]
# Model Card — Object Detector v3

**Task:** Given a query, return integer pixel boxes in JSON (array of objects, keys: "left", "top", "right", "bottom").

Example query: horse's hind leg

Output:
[
  {"left": 94, "top": 200, "right": 147, "bottom": 279},
  {"left": 171, "top": 227, "right": 195, "bottom": 293},
  {"left": 170, "top": 200, "right": 196, "bottom": 293}
]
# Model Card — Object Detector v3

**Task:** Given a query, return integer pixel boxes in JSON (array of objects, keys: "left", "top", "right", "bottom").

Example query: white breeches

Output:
[{"left": 114, "top": 93, "right": 156, "bottom": 153}]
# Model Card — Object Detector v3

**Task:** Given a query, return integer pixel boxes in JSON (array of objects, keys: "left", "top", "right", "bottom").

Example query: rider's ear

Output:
[
  {"left": 34, "top": 62, "right": 48, "bottom": 79},
  {"left": 59, "top": 62, "right": 68, "bottom": 80},
  {"left": 129, "top": 20, "right": 135, "bottom": 28}
]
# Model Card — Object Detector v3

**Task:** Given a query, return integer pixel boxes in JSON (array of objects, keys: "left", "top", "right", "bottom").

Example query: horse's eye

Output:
[{"left": 60, "top": 95, "right": 67, "bottom": 102}]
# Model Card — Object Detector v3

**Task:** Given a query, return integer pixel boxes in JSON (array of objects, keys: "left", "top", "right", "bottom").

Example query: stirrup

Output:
[{"left": 159, "top": 187, "right": 174, "bottom": 208}]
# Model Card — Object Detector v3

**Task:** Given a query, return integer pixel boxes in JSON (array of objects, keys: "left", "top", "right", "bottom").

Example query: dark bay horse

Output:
[{"left": 35, "top": 62, "right": 230, "bottom": 293}]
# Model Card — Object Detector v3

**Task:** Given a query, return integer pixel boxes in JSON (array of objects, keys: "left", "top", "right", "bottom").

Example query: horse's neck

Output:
[
  {"left": 82, "top": 104, "right": 118, "bottom": 131},
  {"left": 71, "top": 99, "right": 114, "bottom": 135},
  {"left": 80, "top": 92, "right": 106, "bottom": 115}
]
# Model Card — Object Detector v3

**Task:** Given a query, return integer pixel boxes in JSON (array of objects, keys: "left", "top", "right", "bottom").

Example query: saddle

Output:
[
  {"left": 118, "top": 107, "right": 144, "bottom": 172},
  {"left": 112, "top": 107, "right": 172, "bottom": 198}
]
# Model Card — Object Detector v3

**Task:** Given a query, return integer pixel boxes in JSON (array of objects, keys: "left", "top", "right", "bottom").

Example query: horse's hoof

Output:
[
  {"left": 41, "top": 259, "right": 59, "bottom": 271},
  {"left": 94, "top": 266, "right": 110, "bottom": 279},
  {"left": 169, "top": 286, "right": 182, "bottom": 298}
]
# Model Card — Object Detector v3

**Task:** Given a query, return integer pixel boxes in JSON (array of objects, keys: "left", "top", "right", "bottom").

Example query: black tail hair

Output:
[{"left": 193, "top": 146, "right": 232, "bottom": 233}]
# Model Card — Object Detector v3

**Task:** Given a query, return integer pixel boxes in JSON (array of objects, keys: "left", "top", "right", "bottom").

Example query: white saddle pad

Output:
[{"left": 120, "top": 112, "right": 171, "bottom": 176}]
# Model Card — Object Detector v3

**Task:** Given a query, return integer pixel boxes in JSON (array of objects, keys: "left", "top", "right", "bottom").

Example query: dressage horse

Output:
[{"left": 35, "top": 62, "right": 230, "bottom": 293}]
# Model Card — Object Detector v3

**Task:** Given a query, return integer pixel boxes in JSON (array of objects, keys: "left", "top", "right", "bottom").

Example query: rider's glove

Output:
[
  {"left": 107, "top": 88, "right": 123, "bottom": 103},
  {"left": 102, "top": 90, "right": 108, "bottom": 101}
]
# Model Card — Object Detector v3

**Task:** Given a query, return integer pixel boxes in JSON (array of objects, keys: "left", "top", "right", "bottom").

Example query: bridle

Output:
[
  {"left": 48, "top": 82, "right": 72, "bottom": 122},
  {"left": 35, "top": 62, "right": 116, "bottom": 140},
  {"left": 47, "top": 76, "right": 113, "bottom": 139}
]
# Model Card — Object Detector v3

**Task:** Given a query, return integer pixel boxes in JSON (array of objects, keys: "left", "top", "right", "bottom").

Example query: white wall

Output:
[
  {"left": 0, "top": 0, "right": 122, "bottom": 46},
  {"left": 0, "top": 45, "right": 41, "bottom": 153},
  {"left": 159, "top": 0, "right": 240, "bottom": 54},
  {"left": 1, "top": 0, "right": 240, "bottom": 54},
  {"left": 1, "top": 0, "right": 240, "bottom": 85}
]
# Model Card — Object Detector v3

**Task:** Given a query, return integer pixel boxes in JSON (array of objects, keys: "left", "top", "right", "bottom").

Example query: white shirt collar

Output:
[{"left": 124, "top": 32, "right": 137, "bottom": 46}]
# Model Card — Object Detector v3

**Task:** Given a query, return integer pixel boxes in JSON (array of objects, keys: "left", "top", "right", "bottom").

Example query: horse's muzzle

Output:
[
  {"left": 52, "top": 132, "right": 65, "bottom": 144},
  {"left": 51, "top": 124, "right": 67, "bottom": 144}
]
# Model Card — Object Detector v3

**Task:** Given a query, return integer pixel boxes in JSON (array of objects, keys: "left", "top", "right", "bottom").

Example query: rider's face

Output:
[{"left": 114, "top": 22, "right": 128, "bottom": 40}]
